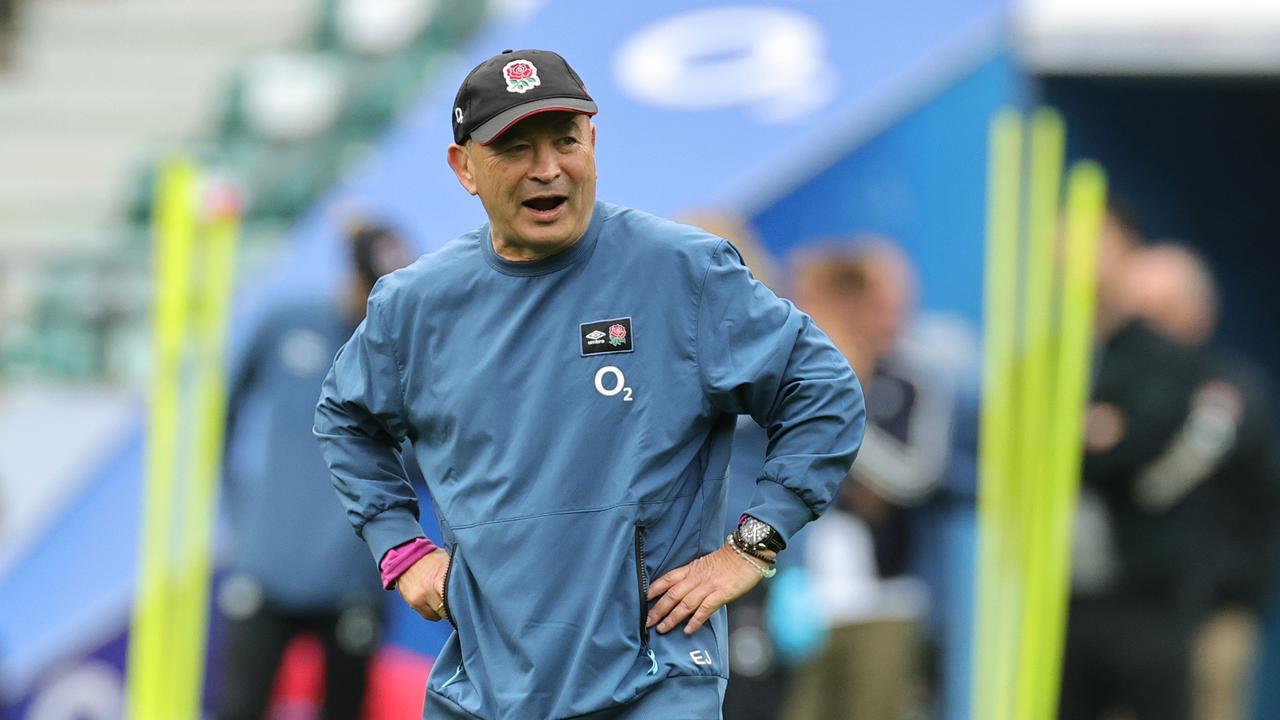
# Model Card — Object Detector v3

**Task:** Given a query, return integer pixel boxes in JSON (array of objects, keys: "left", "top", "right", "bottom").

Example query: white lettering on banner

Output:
[
  {"left": 28, "top": 660, "right": 123, "bottom": 720},
  {"left": 594, "top": 366, "right": 634, "bottom": 401},
  {"left": 613, "top": 6, "right": 835, "bottom": 123}
]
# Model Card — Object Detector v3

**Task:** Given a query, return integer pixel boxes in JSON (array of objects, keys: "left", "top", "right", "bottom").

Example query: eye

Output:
[
  {"left": 501, "top": 142, "right": 531, "bottom": 154},
  {"left": 557, "top": 135, "right": 579, "bottom": 148}
]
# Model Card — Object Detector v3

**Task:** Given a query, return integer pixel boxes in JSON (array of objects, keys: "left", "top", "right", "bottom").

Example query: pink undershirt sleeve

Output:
[{"left": 379, "top": 537, "right": 438, "bottom": 590}]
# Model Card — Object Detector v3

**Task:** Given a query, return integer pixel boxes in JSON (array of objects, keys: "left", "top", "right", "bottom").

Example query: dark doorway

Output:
[{"left": 1042, "top": 74, "right": 1280, "bottom": 374}]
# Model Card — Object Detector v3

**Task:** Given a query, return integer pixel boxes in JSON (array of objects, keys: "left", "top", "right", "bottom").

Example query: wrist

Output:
[
  {"left": 734, "top": 515, "right": 786, "bottom": 558},
  {"left": 380, "top": 537, "right": 438, "bottom": 590},
  {"left": 724, "top": 534, "right": 776, "bottom": 579}
]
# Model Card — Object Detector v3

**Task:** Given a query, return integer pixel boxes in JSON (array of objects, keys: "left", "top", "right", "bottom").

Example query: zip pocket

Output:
[
  {"left": 634, "top": 525, "right": 658, "bottom": 675},
  {"left": 441, "top": 544, "right": 458, "bottom": 630},
  {"left": 634, "top": 525, "right": 650, "bottom": 647}
]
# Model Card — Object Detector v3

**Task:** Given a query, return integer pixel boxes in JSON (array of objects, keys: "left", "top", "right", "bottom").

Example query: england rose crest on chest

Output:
[{"left": 580, "top": 317, "right": 634, "bottom": 356}]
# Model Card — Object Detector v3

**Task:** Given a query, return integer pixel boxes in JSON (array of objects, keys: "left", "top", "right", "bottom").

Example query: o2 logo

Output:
[
  {"left": 594, "top": 366, "right": 634, "bottom": 402},
  {"left": 613, "top": 6, "right": 834, "bottom": 123}
]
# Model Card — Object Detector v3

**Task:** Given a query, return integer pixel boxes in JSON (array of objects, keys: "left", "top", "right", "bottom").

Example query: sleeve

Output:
[
  {"left": 314, "top": 288, "right": 427, "bottom": 565},
  {"left": 221, "top": 312, "right": 273, "bottom": 507},
  {"left": 1084, "top": 334, "right": 1202, "bottom": 489},
  {"left": 696, "top": 241, "right": 866, "bottom": 545}
]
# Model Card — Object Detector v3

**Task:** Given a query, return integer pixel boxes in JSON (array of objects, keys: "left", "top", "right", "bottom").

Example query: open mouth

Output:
[{"left": 522, "top": 195, "right": 567, "bottom": 215}]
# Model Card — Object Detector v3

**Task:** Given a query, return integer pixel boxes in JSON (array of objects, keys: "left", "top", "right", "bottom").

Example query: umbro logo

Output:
[{"left": 580, "top": 317, "right": 633, "bottom": 356}]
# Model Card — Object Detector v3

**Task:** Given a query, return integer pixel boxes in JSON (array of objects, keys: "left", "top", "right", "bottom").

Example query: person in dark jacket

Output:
[
  {"left": 1060, "top": 210, "right": 1213, "bottom": 720},
  {"left": 215, "top": 222, "right": 413, "bottom": 720},
  {"left": 1125, "top": 243, "right": 1280, "bottom": 720}
]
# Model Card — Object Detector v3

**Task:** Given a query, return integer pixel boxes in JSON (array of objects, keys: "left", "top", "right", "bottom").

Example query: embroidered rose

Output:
[
  {"left": 502, "top": 59, "right": 541, "bottom": 93},
  {"left": 506, "top": 62, "right": 534, "bottom": 80},
  {"left": 608, "top": 324, "right": 627, "bottom": 346}
]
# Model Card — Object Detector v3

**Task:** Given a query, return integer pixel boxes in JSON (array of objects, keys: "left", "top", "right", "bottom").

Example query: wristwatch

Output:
[{"left": 735, "top": 515, "right": 786, "bottom": 555}]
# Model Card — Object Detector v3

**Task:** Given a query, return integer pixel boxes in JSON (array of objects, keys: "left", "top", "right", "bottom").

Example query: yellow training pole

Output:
[
  {"left": 127, "top": 157, "right": 198, "bottom": 720},
  {"left": 171, "top": 200, "right": 241, "bottom": 719},
  {"left": 1013, "top": 108, "right": 1065, "bottom": 720},
  {"left": 1037, "top": 162, "right": 1106, "bottom": 719},
  {"left": 973, "top": 108, "right": 1024, "bottom": 720}
]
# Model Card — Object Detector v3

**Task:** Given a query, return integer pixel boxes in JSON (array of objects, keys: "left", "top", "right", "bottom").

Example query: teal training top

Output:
[{"left": 315, "top": 201, "right": 865, "bottom": 719}]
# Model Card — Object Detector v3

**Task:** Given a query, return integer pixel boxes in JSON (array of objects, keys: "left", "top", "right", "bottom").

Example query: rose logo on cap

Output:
[{"left": 502, "top": 59, "right": 541, "bottom": 94}]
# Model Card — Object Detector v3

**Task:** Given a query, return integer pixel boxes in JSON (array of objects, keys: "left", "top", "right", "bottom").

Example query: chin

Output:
[
  {"left": 525, "top": 232, "right": 578, "bottom": 251},
  {"left": 518, "top": 221, "right": 581, "bottom": 248}
]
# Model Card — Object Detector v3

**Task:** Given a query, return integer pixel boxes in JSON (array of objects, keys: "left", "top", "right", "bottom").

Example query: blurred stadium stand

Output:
[
  {"left": 0, "top": 0, "right": 311, "bottom": 247},
  {"left": 0, "top": 0, "right": 483, "bottom": 385}
]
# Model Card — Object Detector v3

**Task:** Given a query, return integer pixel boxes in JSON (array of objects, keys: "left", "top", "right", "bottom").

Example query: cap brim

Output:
[{"left": 472, "top": 97, "right": 598, "bottom": 145}]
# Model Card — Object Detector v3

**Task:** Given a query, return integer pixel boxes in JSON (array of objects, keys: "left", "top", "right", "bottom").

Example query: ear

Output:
[
  {"left": 589, "top": 121, "right": 597, "bottom": 149},
  {"left": 447, "top": 143, "right": 478, "bottom": 196}
]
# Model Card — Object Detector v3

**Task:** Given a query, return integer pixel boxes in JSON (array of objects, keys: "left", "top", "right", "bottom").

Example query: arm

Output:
[
  {"left": 647, "top": 241, "right": 867, "bottom": 634},
  {"left": 222, "top": 313, "right": 275, "bottom": 510},
  {"left": 313, "top": 287, "right": 449, "bottom": 620},
  {"left": 700, "top": 241, "right": 866, "bottom": 541},
  {"left": 1084, "top": 329, "right": 1203, "bottom": 488}
]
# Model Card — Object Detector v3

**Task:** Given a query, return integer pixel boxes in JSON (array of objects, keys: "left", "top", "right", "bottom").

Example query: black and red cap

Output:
[{"left": 451, "top": 49, "right": 597, "bottom": 145}]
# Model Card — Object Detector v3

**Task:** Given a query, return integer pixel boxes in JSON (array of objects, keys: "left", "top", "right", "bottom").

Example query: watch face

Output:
[{"left": 740, "top": 518, "right": 770, "bottom": 545}]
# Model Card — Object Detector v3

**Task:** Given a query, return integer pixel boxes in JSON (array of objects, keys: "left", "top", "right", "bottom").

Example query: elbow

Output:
[{"left": 313, "top": 396, "right": 338, "bottom": 439}]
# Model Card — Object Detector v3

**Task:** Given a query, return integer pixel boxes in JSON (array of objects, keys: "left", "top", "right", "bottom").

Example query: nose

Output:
[{"left": 527, "top": 140, "right": 561, "bottom": 184}]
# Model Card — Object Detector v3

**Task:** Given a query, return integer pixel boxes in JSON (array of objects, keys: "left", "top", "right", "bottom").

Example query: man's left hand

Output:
[{"left": 645, "top": 544, "right": 765, "bottom": 635}]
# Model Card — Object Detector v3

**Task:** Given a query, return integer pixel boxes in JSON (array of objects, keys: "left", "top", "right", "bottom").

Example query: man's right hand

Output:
[{"left": 396, "top": 549, "right": 452, "bottom": 621}]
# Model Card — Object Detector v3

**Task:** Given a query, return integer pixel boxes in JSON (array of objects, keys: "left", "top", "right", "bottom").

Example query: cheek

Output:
[
  {"left": 478, "top": 172, "right": 520, "bottom": 209},
  {"left": 567, "top": 154, "right": 596, "bottom": 187}
]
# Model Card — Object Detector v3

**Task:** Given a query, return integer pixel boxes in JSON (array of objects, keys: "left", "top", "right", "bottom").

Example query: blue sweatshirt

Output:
[
  {"left": 315, "top": 202, "right": 865, "bottom": 718},
  {"left": 225, "top": 299, "right": 384, "bottom": 609}
]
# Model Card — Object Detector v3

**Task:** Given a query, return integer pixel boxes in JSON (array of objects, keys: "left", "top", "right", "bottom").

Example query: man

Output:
[
  {"left": 778, "top": 240, "right": 954, "bottom": 720},
  {"left": 1060, "top": 209, "right": 1211, "bottom": 720},
  {"left": 1125, "top": 244, "right": 1280, "bottom": 720},
  {"left": 314, "top": 49, "right": 865, "bottom": 719},
  {"left": 216, "top": 222, "right": 414, "bottom": 720}
]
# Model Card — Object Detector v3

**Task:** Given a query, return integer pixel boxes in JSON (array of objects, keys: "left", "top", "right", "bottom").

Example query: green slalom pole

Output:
[
  {"left": 974, "top": 108, "right": 1024, "bottom": 720},
  {"left": 1037, "top": 162, "right": 1107, "bottom": 719},
  {"left": 171, "top": 200, "right": 241, "bottom": 720},
  {"left": 1013, "top": 108, "right": 1065, "bottom": 720},
  {"left": 126, "top": 157, "right": 197, "bottom": 720}
]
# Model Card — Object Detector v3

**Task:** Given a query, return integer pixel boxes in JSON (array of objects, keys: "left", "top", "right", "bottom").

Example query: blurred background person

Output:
[
  {"left": 1061, "top": 207, "right": 1213, "bottom": 720},
  {"left": 777, "top": 238, "right": 959, "bottom": 720},
  {"left": 1124, "top": 243, "right": 1280, "bottom": 720},
  {"left": 214, "top": 221, "right": 414, "bottom": 720}
]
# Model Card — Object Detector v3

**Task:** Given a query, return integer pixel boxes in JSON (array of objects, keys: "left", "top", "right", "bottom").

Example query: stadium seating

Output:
[{"left": 0, "top": 0, "right": 487, "bottom": 382}]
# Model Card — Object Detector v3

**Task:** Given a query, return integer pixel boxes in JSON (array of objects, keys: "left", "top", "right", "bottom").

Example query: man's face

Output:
[
  {"left": 793, "top": 248, "right": 913, "bottom": 363},
  {"left": 447, "top": 112, "right": 596, "bottom": 260},
  {"left": 1124, "top": 247, "right": 1216, "bottom": 346}
]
